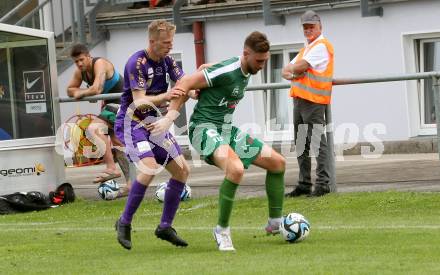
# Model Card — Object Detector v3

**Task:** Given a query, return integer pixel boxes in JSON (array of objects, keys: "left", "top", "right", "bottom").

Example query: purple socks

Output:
[
  {"left": 159, "top": 178, "right": 185, "bottom": 228},
  {"left": 120, "top": 180, "right": 147, "bottom": 225},
  {"left": 119, "top": 178, "right": 185, "bottom": 228}
]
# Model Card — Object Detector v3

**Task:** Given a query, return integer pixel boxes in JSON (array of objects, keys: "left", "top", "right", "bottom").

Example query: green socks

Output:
[
  {"left": 265, "top": 171, "right": 285, "bottom": 218},
  {"left": 218, "top": 178, "right": 239, "bottom": 227},
  {"left": 217, "top": 171, "right": 284, "bottom": 227}
]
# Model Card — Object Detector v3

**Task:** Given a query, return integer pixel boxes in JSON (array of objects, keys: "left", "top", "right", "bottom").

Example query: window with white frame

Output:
[
  {"left": 262, "top": 46, "right": 300, "bottom": 132},
  {"left": 419, "top": 39, "right": 440, "bottom": 127}
]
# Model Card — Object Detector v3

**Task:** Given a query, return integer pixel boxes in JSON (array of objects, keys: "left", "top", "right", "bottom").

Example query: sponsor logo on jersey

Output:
[
  {"left": 173, "top": 67, "right": 181, "bottom": 77},
  {"left": 218, "top": 97, "right": 240, "bottom": 109},
  {"left": 136, "top": 57, "right": 142, "bottom": 70},
  {"left": 138, "top": 75, "right": 145, "bottom": 88},
  {"left": 231, "top": 86, "right": 240, "bottom": 97},
  {"left": 136, "top": 57, "right": 145, "bottom": 88},
  {"left": 155, "top": 66, "right": 163, "bottom": 76}
]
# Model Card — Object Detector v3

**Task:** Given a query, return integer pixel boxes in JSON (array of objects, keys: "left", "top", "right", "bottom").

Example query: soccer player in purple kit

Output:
[{"left": 114, "top": 19, "right": 190, "bottom": 250}]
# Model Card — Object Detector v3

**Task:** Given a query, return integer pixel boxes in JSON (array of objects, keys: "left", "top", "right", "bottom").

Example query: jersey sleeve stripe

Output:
[
  {"left": 205, "top": 59, "right": 240, "bottom": 80},
  {"left": 202, "top": 69, "right": 212, "bottom": 87}
]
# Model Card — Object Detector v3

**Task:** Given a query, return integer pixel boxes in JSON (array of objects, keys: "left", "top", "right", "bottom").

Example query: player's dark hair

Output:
[
  {"left": 244, "top": 31, "right": 270, "bottom": 53},
  {"left": 70, "top": 43, "right": 89, "bottom": 58}
]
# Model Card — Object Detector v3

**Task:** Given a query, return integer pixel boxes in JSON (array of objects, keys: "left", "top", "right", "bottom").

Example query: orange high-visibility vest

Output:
[{"left": 289, "top": 38, "right": 334, "bottom": 105}]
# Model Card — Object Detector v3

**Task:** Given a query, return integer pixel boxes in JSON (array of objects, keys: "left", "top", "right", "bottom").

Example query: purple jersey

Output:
[{"left": 117, "top": 49, "right": 184, "bottom": 121}]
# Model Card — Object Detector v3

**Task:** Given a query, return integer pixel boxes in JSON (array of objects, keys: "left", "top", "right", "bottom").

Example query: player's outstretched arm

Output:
[
  {"left": 132, "top": 87, "right": 186, "bottom": 110},
  {"left": 174, "top": 72, "right": 209, "bottom": 93},
  {"left": 147, "top": 71, "right": 208, "bottom": 135}
]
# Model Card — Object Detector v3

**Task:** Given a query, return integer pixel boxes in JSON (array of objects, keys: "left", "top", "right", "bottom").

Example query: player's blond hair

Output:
[{"left": 148, "top": 20, "right": 176, "bottom": 39}]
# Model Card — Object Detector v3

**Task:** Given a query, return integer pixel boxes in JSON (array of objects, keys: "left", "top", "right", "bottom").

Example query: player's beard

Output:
[{"left": 247, "top": 64, "right": 259, "bottom": 75}]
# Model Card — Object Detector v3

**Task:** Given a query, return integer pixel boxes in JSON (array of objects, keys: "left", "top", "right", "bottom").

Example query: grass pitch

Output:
[{"left": 1, "top": 191, "right": 439, "bottom": 274}]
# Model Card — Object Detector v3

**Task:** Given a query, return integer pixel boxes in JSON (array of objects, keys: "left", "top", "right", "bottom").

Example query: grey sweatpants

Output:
[{"left": 293, "top": 97, "right": 330, "bottom": 189}]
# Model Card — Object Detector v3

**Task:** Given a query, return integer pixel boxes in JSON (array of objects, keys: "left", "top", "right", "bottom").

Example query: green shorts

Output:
[
  {"left": 98, "top": 103, "right": 119, "bottom": 125},
  {"left": 188, "top": 123, "right": 264, "bottom": 169}
]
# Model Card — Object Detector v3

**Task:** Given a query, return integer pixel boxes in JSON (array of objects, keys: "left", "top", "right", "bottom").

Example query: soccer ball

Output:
[
  {"left": 97, "top": 179, "right": 120, "bottom": 200},
  {"left": 180, "top": 184, "right": 191, "bottom": 201},
  {"left": 155, "top": 181, "right": 192, "bottom": 202},
  {"left": 280, "top": 212, "right": 310, "bottom": 243}
]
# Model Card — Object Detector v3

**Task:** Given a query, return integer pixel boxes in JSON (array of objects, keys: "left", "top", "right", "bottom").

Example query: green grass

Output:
[{"left": 1, "top": 192, "right": 440, "bottom": 274}]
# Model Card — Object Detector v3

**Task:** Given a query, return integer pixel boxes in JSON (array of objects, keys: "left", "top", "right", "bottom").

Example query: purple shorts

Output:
[{"left": 114, "top": 120, "right": 182, "bottom": 166}]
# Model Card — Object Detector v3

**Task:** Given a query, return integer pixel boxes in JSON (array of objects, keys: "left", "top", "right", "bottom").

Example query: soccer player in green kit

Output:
[{"left": 149, "top": 31, "right": 285, "bottom": 251}]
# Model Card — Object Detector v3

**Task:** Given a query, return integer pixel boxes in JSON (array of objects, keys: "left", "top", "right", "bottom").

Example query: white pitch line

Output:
[
  {"left": 0, "top": 221, "right": 68, "bottom": 226},
  {"left": 180, "top": 202, "right": 216, "bottom": 212},
  {"left": 134, "top": 202, "right": 215, "bottom": 217},
  {"left": 1, "top": 225, "right": 440, "bottom": 232},
  {"left": 0, "top": 204, "right": 216, "bottom": 228}
]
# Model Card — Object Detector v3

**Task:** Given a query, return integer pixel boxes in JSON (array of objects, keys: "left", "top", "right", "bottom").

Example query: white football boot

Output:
[
  {"left": 213, "top": 226, "right": 235, "bottom": 251},
  {"left": 265, "top": 218, "right": 282, "bottom": 235}
]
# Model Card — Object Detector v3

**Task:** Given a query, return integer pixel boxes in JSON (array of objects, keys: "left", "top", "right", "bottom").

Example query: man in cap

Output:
[{"left": 282, "top": 10, "right": 334, "bottom": 197}]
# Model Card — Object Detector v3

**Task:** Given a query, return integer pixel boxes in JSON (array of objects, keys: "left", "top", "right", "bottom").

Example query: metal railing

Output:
[
  {"left": 58, "top": 71, "right": 440, "bottom": 192},
  {"left": 0, "top": 0, "right": 105, "bottom": 57}
]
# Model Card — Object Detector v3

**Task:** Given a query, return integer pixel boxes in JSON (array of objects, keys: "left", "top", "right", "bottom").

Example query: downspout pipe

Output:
[
  {"left": 173, "top": 0, "right": 192, "bottom": 33},
  {"left": 193, "top": 21, "right": 205, "bottom": 68}
]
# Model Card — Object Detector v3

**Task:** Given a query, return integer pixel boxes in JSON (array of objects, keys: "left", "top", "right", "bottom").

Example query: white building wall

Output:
[{"left": 58, "top": 0, "right": 440, "bottom": 144}]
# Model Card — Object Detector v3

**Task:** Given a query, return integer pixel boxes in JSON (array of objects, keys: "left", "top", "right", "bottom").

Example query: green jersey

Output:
[{"left": 189, "top": 56, "right": 250, "bottom": 127}]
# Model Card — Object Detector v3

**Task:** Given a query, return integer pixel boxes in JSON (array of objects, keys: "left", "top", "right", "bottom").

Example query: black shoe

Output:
[
  {"left": 115, "top": 219, "right": 132, "bottom": 250},
  {"left": 285, "top": 186, "right": 312, "bottom": 197},
  {"left": 309, "top": 186, "right": 330, "bottom": 197},
  {"left": 154, "top": 225, "right": 188, "bottom": 247}
]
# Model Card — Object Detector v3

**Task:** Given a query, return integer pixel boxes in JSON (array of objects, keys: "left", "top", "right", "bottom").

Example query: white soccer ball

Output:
[
  {"left": 155, "top": 182, "right": 192, "bottom": 202},
  {"left": 180, "top": 184, "right": 191, "bottom": 201},
  {"left": 97, "top": 179, "right": 120, "bottom": 200},
  {"left": 280, "top": 212, "right": 310, "bottom": 243}
]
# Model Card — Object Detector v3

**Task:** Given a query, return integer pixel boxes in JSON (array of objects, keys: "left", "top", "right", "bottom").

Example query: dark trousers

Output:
[{"left": 293, "top": 97, "right": 330, "bottom": 189}]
